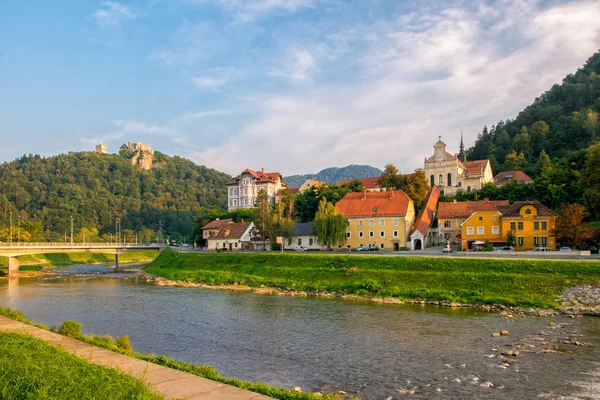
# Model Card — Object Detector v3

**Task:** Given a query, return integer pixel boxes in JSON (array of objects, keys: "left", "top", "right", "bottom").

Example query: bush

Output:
[
  {"left": 116, "top": 335, "right": 133, "bottom": 351},
  {"left": 58, "top": 320, "right": 82, "bottom": 337},
  {"left": 483, "top": 240, "right": 494, "bottom": 252}
]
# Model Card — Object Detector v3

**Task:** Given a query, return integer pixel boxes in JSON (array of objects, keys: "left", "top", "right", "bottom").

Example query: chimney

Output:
[
  {"left": 361, "top": 187, "right": 367, "bottom": 200},
  {"left": 389, "top": 189, "right": 394, "bottom": 200},
  {"left": 241, "top": 219, "right": 244, "bottom": 223},
  {"left": 261, "top": 167, "right": 265, "bottom": 174},
  {"left": 484, "top": 198, "right": 489, "bottom": 202},
  {"left": 453, "top": 199, "right": 457, "bottom": 203}
]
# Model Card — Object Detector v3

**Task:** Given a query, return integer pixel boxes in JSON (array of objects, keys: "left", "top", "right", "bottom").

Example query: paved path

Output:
[{"left": 0, "top": 315, "right": 272, "bottom": 400}]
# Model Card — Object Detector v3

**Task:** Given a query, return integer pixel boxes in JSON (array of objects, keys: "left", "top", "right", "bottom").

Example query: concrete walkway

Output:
[{"left": 0, "top": 315, "right": 272, "bottom": 400}]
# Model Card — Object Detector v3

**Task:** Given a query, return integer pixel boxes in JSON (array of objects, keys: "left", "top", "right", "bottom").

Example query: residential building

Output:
[
  {"left": 297, "top": 179, "right": 325, "bottom": 192},
  {"left": 409, "top": 186, "right": 441, "bottom": 250},
  {"left": 200, "top": 218, "right": 233, "bottom": 245},
  {"left": 423, "top": 136, "right": 493, "bottom": 195},
  {"left": 283, "top": 222, "right": 320, "bottom": 250},
  {"left": 500, "top": 201, "right": 558, "bottom": 250},
  {"left": 438, "top": 199, "right": 510, "bottom": 243},
  {"left": 335, "top": 188, "right": 415, "bottom": 250},
  {"left": 460, "top": 209, "right": 504, "bottom": 250},
  {"left": 338, "top": 177, "right": 383, "bottom": 192},
  {"left": 226, "top": 168, "right": 286, "bottom": 211},
  {"left": 207, "top": 221, "right": 254, "bottom": 251},
  {"left": 494, "top": 171, "right": 533, "bottom": 186}
]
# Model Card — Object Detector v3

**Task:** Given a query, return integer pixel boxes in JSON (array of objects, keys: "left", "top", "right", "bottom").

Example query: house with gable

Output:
[
  {"left": 226, "top": 168, "right": 286, "bottom": 211},
  {"left": 283, "top": 222, "right": 320, "bottom": 250},
  {"left": 409, "top": 185, "right": 441, "bottom": 250},
  {"left": 206, "top": 221, "right": 254, "bottom": 251},
  {"left": 338, "top": 177, "right": 383, "bottom": 192},
  {"left": 500, "top": 201, "right": 558, "bottom": 250},
  {"left": 494, "top": 171, "right": 533, "bottom": 186},
  {"left": 438, "top": 199, "right": 510, "bottom": 244},
  {"left": 336, "top": 188, "right": 415, "bottom": 250}
]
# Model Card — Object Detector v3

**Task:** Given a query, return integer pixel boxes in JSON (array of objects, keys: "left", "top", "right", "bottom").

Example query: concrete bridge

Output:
[{"left": 0, "top": 243, "right": 164, "bottom": 276}]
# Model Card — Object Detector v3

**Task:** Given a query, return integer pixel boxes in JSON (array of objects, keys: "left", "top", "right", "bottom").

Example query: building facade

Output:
[
  {"left": 409, "top": 186, "right": 441, "bottom": 250},
  {"left": 423, "top": 137, "right": 493, "bottom": 195},
  {"left": 438, "top": 199, "right": 510, "bottom": 244},
  {"left": 226, "top": 168, "right": 286, "bottom": 211},
  {"left": 336, "top": 189, "right": 415, "bottom": 250},
  {"left": 283, "top": 222, "right": 321, "bottom": 250},
  {"left": 500, "top": 201, "right": 557, "bottom": 250},
  {"left": 460, "top": 210, "right": 504, "bottom": 249},
  {"left": 206, "top": 221, "right": 254, "bottom": 251}
]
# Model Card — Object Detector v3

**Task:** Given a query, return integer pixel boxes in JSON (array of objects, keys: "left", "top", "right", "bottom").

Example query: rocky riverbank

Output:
[{"left": 559, "top": 285, "right": 600, "bottom": 316}]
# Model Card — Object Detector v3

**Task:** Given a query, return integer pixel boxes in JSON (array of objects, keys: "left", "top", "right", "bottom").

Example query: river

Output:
[{"left": 1, "top": 265, "right": 599, "bottom": 399}]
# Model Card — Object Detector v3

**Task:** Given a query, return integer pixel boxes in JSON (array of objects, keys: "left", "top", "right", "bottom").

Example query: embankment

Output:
[{"left": 145, "top": 249, "right": 600, "bottom": 309}]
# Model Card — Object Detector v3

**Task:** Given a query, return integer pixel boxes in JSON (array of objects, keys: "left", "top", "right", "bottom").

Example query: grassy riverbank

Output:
[
  {"left": 146, "top": 250, "right": 600, "bottom": 308},
  {"left": 0, "top": 250, "right": 159, "bottom": 273},
  {"left": 0, "top": 308, "right": 338, "bottom": 399},
  {"left": 0, "top": 331, "right": 162, "bottom": 399}
]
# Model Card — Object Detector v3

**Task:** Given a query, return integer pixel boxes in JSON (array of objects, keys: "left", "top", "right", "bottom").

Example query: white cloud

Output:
[
  {"left": 270, "top": 46, "right": 316, "bottom": 83},
  {"left": 187, "top": 0, "right": 316, "bottom": 22},
  {"left": 191, "top": 67, "right": 243, "bottom": 90},
  {"left": 93, "top": 2, "right": 138, "bottom": 28},
  {"left": 186, "top": 0, "right": 600, "bottom": 175}
]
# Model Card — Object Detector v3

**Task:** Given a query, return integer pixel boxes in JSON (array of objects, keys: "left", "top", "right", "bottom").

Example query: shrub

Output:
[
  {"left": 58, "top": 320, "right": 82, "bottom": 337},
  {"left": 483, "top": 240, "right": 494, "bottom": 252},
  {"left": 116, "top": 335, "right": 133, "bottom": 351}
]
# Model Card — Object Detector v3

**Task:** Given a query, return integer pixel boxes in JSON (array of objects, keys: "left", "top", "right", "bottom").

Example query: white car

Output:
[
  {"left": 533, "top": 247, "right": 552, "bottom": 252},
  {"left": 293, "top": 245, "right": 307, "bottom": 251}
]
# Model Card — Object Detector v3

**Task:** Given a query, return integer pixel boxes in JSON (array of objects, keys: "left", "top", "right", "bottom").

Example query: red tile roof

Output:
[
  {"left": 335, "top": 189, "right": 412, "bottom": 218},
  {"left": 211, "top": 222, "right": 253, "bottom": 240},
  {"left": 463, "top": 160, "right": 490, "bottom": 176},
  {"left": 410, "top": 186, "right": 441, "bottom": 237},
  {"left": 502, "top": 201, "right": 557, "bottom": 218},
  {"left": 226, "top": 169, "right": 285, "bottom": 186},
  {"left": 338, "top": 177, "right": 381, "bottom": 190},
  {"left": 437, "top": 200, "right": 509, "bottom": 219},
  {"left": 494, "top": 170, "right": 533, "bottom": 185},
  {"left": 201, "top": 219, "right": 233, "bottom": 230}
]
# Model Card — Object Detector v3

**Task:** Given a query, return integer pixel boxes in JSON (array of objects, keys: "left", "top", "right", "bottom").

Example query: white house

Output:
[
  {"left": 226, "top": 168, "right": 286, "bottom": 211},
  {"left": 207, "top": 221, "right": 254, "bottom": 251},
  {"left": 283, "top": 223, "right": 321, "bottom": 250}
]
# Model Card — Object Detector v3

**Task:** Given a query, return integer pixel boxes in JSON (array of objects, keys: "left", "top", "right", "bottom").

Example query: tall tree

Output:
[
  {"left": 554, "top": 203, "right": 587, "bottom": 249},
  {"left": 536, "top": 150, "right": 552, "bottom": 176},
  {"left": 313, "top": 198, "right": 348, "bottom": 250},
  {"left": 582, "top": 143, "right": 600, "bottom": 219},
  {"left": 378, "top": 164, "right": 405, "bottom": 190},
  {"left": 252, "top": 189, "right": 273, "bottom": 250}
]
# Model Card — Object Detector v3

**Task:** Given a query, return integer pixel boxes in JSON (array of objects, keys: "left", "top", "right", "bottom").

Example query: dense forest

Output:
[
  {"left": 446, "top": 52, "right": 600, "bottom": 219},
  {"left": 0, "top": 150, "right": 230, "bottom": 243},
  {"left": 285, "top": 164, "right": 383, "bottom": 187}
]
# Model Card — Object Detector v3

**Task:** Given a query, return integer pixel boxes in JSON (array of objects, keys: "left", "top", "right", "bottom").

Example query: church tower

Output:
[{"left": 458, "top": 130, "right": 467, "bottom": 162}]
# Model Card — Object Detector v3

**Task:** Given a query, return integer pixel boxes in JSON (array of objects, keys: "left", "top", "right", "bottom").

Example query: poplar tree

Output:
[{"left": 313, "top": 198, "right": 348, "bottom": 250}]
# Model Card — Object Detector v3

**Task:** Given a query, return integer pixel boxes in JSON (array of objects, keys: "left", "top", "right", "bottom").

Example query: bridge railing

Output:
[{"left": 0, "top": 242, "right": 163, "bottom": 248}]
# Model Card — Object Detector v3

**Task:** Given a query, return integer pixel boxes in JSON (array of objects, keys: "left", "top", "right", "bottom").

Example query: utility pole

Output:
[
  {"left": 17, "top": 216, "right": 20, "bottom": 244},
  {"left": 70, "top": 215, "right": 73, "bottom": 246},
  {"left": 9, "top": 211, "right": 12, "bottom": 245}
]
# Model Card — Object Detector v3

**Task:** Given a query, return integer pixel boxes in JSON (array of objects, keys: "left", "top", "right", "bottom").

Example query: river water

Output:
[{"left": 1, "top": 265, "right": 599, "bottom": 399}]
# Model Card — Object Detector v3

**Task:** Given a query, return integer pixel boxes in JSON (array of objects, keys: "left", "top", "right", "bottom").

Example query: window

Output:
[
  {"left": 478, "top": 216, "right": 483, "bottom": 221},
  {"left": 438, "top": 174, "right": 443, "bottom": 185},
  {"left": 369, "top": 231, "right": 374, "bottom": 238},
  {"left": 244, "top": 198, "right": 247, "bottom": 205},
  {"left": 443, "top": 220, "right": 451, "bottom": 228},
  {"left": 380, "top": 243, "right": 384, "bottom": 249},
  {"left": 233, "top": 199, "right": 238, "bottom": 206},
  {"left": 369, "top": 219, "right": 374, "bottom": 227},
  {"left": 229, "top": 199, "right": 233, "bottom": 206},
  {"left": 222, "top": 242, "right": 226, "bottom": 248},
  {"left": 380, "top": 231, "right": 385, "bottom": 238},
  {"left": 373, "top": 207, "right": 378, "bottom": 213},
  {"left": 244, "top": 188, "right": 247, "bottom": 195},
  {"left": 534, "top": 236, "right": 540, "bottom": 245},
  {"left": 518, "top": 237, "right": 524, "bottom": 246},
  {"left": 359, "top": 231, "right": 364, "bottom": 238},
  {"left": 447, "top": 173, "right": 452, "bottom": 187},
  {"left": 347, "top": 232, "right": 351, "bottom": 239},
  {"left": 525, "top": 209, "right": 532, "bottom": 215},
  {"left": 393, "top": 230, "right": 398, "bottom": 237},
  {"left": 379, "top": 219, "right": 385, "bottom": 226},
  {"left": 542, "top": 221, "right": 547, "bottom": 230},
  {"left": 492, "top": 226, "right": 499, "bottom": 234},
  {"left": 542, "top": 236, "right": 547, "bottom": 246},
  {"left": 393, "top": 218, "right": 399, "bottom": 226},
  {"left": 430, "top": 175, "right": 434, "bottom": 187},
  {"left": 235, "top": 243, "right": 238, "bottom": 248},
  {"left": 493, "top": 216, "right": 498, "bottom": 222},
  {"left": 534, "top": 222, "right": 539, "bottom": 230},
  {"left": 467, "top": 227, "right": 474, "bottom": 235},
  {"left": 458, "top": 182, "right": 462, "bottom": 187},
  {"left": 467, "top": 186, "right": 471, "bottom": 192},
  {"left": 358, "top": 220, "right": 364, "bottom": 227},
  {"left": 517, "top": 222, "right": 523, "bottom": 231},
  {"left": 297, "top": 238, "right": 302, "bottom": 245},
  {"left": 477, "top": 226, "right": 484, "bottom": 235},
  {"left": 309, "top": 238, "right": 313, "bottom": 246},
  {"left": 510, "top": 222, "right": 516, "bottom": 231}
]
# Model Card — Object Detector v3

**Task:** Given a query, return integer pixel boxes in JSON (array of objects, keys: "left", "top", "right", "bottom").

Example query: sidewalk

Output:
[{"left": 0, "top": 315, "right": 272, "bottom": 400}]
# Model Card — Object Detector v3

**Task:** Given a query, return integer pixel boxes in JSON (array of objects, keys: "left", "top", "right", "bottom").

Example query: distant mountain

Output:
[{"left": 285, "top": 165, "right": 383, "bottom": 188}]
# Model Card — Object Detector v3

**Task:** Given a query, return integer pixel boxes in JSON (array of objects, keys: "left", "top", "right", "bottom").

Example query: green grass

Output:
[
  {"left": 0, "top": 250, "right": 158, "bottom": 268},
  {"left": 145, "top": 249, "right": 600, "bottom": 309},
  {"left": 0, "top": 331, "right": 162, "bottom": 400}
]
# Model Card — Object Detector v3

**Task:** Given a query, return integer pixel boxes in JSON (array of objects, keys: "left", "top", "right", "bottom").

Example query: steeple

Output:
[{"left": 459, "top": 130, "right": 466, "bottom": 162}]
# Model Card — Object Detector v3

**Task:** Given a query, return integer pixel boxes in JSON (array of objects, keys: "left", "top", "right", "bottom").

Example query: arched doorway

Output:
[{"left": 414, "top": 239, "right": 422, "bottom": 250}]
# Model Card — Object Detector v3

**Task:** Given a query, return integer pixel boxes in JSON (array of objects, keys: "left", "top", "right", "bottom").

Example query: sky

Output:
[{"left": 0, "top": 0, "right": 599, "bottom": 176}]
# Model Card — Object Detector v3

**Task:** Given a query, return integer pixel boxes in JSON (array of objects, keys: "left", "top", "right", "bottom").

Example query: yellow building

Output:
[
  {"left": 460, "top": 208, "right": 504, "bottom": 250},
  {"left": 335, "top": 189, "right": 415, "bottom": 250},
  {"left": 500, "top": 201, "right": 557, "bottom": 250}
]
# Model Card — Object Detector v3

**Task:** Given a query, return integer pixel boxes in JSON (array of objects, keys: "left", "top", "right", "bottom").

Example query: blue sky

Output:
[{"left": 1, "top": 0, "right": 599, "bottom": 176}]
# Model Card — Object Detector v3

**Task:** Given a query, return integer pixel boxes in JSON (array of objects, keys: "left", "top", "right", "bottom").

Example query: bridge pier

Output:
[
  {"left": 115, "top": 253, "right": 121, "bottom": 271},
  {"left": 8, "top": 257, "right": 19, "bottom": 277}
]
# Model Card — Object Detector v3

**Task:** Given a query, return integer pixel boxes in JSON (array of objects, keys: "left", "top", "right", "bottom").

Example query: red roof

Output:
[
  {"left": 494, "top": 170, "right": 533, "bottom": 184},
  {"left": 463, "top": 160, "right": 490, "bottom": 176},
  {"left": 338, "top": 177, "right": 381, "bottom": 190},
  {"left": 210, "top": 222, "right": 253, "bottom": 240},
  {"left": 410, "top": 186, "right": 441, "bottom": 236},
  {"left": 226, "top": 169, "right": 284, "bottom": 186},
  {"left": 335, "top": 189, "right": 412, "bottom": 218},
  {"left": 201, "top": 219, "right": 233, "bottom": 230},
  {"left": 438, "top": 199, "right": 508, "bottom": 219}
]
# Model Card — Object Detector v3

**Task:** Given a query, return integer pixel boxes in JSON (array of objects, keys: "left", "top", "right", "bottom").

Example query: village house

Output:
[
  {"left": 409, "top": 186, "right": 441, "bottom": 250},
  {"left": 200, "top": 218, "right": 233, "bottom": 246},
  {"left": 206, "top": 221, "right": 254, "bottom": 251},
  {"left": 460, "top": 208, "right": 505, "bottom": 250},
  {"left": 500, "top": 201, "right": 558, "bottom": 250},
  {"left": 283, "top": 222, "right": 320, "bottom": 250},
  {"left": 494, "top": 171, "right": 533, "bottom": 186},
  {"left": 424, "top": 136, "right": 493, "bottom": 195},
  {"left": 338, "top": 177, "right": 383, "bottom": 192},
  {"left": 336, "top": 188, "right": 415, "bottom": 250},
  {"left": 226, "top": 168, "right": 286, "bottom": 211},
  {"left": 438, "top": 199, "right": 510, "bottom": 244}
]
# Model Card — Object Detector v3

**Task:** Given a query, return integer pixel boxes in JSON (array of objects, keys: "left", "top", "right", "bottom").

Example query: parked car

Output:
[
  {"left": 366, "top": 244, "right": 379, "bottom": 251},
  {"left": 559, "top": 247, "right": 572, "bottom": 252},
  {"left": 588, "top": 246, "right": 598, "bottom": 254},
  {"left": 351, "top": 246, "right": 368, "bottom": 252},
  {"left": 494, "top": 246, "right": 514, "bottom": 252},
  {"left": 533, "top": 247, "right": 552, "bottom": 252},
  {"left": 293, "top": 245, "right": 307, "bottom": 251},
  {"left": 442, "top": 246, "right": 453, "bottom": 253}
]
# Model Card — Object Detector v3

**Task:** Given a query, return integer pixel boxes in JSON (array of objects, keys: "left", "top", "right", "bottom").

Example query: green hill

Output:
[
  {"left": 285, "top": 164, "right": 383, "bottom": 187},
  {"left": 0, "top": 150, "right": 230, "bottom": 242}
]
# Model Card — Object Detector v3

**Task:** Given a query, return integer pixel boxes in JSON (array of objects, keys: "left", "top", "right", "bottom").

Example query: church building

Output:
[{"left": 423, "top": 135, "right": 493, "bottom": 195}]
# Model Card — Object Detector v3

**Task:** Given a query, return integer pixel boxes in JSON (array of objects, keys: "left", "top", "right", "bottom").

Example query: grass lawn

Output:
[
  {"left": 0, "top": 250, "right": 159, "bottom": 270},
  {"left": 146, "top": 249, "right": 600, "bottom": 309},
  {"left": 0, "top": 331, "right": 162, "bottom": 400}
]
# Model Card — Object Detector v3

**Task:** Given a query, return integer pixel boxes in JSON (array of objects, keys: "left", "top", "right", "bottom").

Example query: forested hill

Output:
[
  {"left": 0, "top": 151, "right": 230, "bottom": 242},
  {"left": 467, "top": 52, "right": 600, "bottom": 175},
  {"left": 285, "top": 164, "right": 383, "bottom": 187}
]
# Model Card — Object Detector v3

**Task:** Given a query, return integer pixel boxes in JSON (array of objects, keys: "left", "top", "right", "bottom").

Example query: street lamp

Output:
[
  {"left": 17, "top": 216, "right": 21, "bottom": 245},
  {"left": 9, "top": 211, "right": 12, "bottom": 245},
  {"left": 70, "top": 215, "right": 73, "bottom": 246}
]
